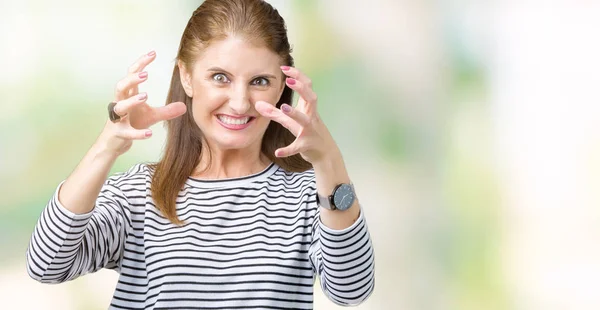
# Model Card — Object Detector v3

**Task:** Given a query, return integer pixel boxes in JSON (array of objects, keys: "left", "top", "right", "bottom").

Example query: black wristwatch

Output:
[{"left": 316, "top": 183, "right": 356, "bottom": 211}]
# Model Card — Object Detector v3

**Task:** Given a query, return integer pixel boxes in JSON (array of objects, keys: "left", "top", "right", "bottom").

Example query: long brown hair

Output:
[{"left": 149, "top": 0, "right": 312, "bottom": 225}]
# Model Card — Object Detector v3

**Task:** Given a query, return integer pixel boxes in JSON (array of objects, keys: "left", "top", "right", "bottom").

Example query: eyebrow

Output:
[{"left": 207, "top": 67, "right": 278, "bottom": 80}]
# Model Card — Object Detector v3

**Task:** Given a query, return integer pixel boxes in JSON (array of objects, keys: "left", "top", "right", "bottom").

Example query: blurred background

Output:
[{"left": 1, "top": 0, "right": 599, "bottom": 309}]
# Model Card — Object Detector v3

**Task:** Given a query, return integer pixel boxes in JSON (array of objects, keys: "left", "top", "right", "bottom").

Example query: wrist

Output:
[
  {"left": 92, "top": 140, "right": 121, "bottom": 162},
  {"left": 94, "top": 132, "right": 127, "bottom": 159},
  {"left": 312, "top": 149, "right": 351, "bottom": 199},
  {"left": 312, "top": 147, "right": 343, "bottom": 172},
  {"left": 95, "top": 124, "right": 132, "bottom": 157}
]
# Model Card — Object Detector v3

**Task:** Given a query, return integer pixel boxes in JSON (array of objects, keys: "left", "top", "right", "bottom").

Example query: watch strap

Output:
[{"left": 316, "top": 191, "right": 335, "bottom": 210}]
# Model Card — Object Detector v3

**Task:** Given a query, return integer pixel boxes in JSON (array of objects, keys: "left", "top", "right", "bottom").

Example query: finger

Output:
[
  {"left": 128, "top": 50, "right": 156, "bottom": 74},
  {"left": 115, "top": 71, "right": 148, "bottom": 101},
  {"left": 114, "top": 92, "right": 148, "bottom": 116},
  {"left": 120, "top": 51, "right": 155, "bottom": 100},
  {"left": 118, "top": 128, "right": 153, "bottom": 140},
  {"left": 149, "top": 102, "right": 188, "bottom": 125},
  {"left": 128, "top": 102, "right": 186, "bottom": 129},
  {"left": 280, "top": 66, "right": 312, "bottom": 88},
  {"left": 284, "top": 77, "right": 318, "bottom": 114},
  {"left": 284, "top": 78, "right": 317, "bottom": 103},
  {"left": 255, "top": 101, "right": 302, "bottom": 135},
  {"left": 275, "top": 141, "right": 302, "bottom": 158},
  {"left": 280, "top": 104, "right": 310, "bottom": 126}
]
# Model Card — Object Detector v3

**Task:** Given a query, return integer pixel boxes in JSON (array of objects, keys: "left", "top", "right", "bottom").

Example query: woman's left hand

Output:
[{"left": 255, "top": 66, "right": 339, "bottom": 164}]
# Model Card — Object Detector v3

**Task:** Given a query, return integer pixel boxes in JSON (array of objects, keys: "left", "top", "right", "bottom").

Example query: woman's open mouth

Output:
[{"left": 216, "top": 114, "right": 256, "bottom": 130}]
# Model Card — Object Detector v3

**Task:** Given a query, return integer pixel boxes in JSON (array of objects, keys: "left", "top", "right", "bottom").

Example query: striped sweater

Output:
[{"left": 26, "top": 163, "right": 375, "bottom": 309}]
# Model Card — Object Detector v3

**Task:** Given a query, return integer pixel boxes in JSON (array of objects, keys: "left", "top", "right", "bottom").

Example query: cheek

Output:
[
  {"left": 249, "top": 88, "right": 283, "bottom": 107},
  {"left": 191, "top": 83, "right": 228, "bottom": 114}
]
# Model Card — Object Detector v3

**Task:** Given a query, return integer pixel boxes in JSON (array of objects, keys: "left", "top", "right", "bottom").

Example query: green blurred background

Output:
[{"left": 2, "top": 1, "right": 600, "bottom": 309}]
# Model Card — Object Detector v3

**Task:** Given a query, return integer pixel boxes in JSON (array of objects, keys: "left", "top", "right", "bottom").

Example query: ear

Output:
[{"left": 178, "top": 60, "right": 194, "bottom": 98}]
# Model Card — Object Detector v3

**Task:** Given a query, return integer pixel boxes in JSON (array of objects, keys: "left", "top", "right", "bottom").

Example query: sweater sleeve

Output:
[
  {"left": 309, "top": 206, "right": 375, "bottom": 306},
  {"left": 26, "top": 176, "right": 131, "bottom": 284}
]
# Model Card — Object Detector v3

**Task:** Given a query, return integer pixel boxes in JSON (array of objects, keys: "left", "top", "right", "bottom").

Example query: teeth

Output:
[{"left": 218, "top": 115, "right": 250, "bottom": 125}]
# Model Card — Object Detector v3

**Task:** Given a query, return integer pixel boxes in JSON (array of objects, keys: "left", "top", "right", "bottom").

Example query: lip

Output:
[{"left": 215, "top": 114, "right": 255, "bottom": 130}]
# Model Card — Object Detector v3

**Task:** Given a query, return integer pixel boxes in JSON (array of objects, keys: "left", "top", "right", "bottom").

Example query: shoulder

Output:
[
  {"left": 106, "top": 163, "right": 153, "bottom": 188},
  {"left": 269, "top": 165, "right": 316, "bottom": 187}
]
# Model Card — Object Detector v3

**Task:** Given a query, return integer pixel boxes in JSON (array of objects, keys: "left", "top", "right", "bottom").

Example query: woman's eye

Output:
[
  {"left": 252, "top": 77, "right": 269, "bottom": 86},
  {"left": 212, "top": 73, "right": 229, "bottom": 83}
]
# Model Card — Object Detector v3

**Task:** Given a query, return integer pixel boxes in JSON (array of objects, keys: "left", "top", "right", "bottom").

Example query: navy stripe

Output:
[{"left": 26, "top": 163, "right": 375, "bottom": 309}]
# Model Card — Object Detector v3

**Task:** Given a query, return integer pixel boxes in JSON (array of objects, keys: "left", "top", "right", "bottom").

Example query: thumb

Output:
[
  {"left": 275, "top": 142, "right": 301, "bottom": 158},
  {"left": 152, "top": 102, "right": 187, "bottom": 124}
]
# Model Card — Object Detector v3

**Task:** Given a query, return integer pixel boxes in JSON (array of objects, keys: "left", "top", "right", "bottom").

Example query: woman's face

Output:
[{"left": 179, "top": 36, "right": 285, "bottom": 153}]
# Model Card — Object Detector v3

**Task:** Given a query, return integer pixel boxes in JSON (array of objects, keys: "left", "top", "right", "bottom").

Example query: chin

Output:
[
  {"left": 208, "top": 130, "right": 262, "bottom": 150},
  {"left": 213, "top": 139, "right": 253, "bottom": 150}
]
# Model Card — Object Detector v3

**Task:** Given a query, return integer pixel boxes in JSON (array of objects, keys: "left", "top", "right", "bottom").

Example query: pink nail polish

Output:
[
  {"left": 139, "top": 72, "right": 148, "bottom": 79},
  {"left": 147, "top": 51, "right": 156, "bottom": 57},
  {"left": 281, "top": 104, "right": 291, "bottom": 113},
  {"left": 286, "top": 78, "right": 296, "bottom": 85},
  {"left": 145, "top": 130, "right": 152, "bottom": 137},
  {"left": 138, "top": 93, "right": 147, "bottom": 100},
  {"left": 280, "top": 66, "right": 291, "bottom": 71}
]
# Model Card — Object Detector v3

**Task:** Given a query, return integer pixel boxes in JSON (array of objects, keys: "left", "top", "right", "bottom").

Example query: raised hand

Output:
[
  {"left": 101, "top": 51, "right": 187, "bottom": 155},
  {"left": 254, "top": 66, "right": 339, "bottom": 164}
]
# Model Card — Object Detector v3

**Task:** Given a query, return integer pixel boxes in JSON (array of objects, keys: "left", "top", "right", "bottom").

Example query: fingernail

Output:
[
  {"left": 145, "top": 130, "right": 152, "bottom": 137},
  {"left": 138, "top": 92, "right": 147, "bottom": 100},
  {"left": 286, "top": 78, "right": 296, "bottom": 85},
  {"left": 281, "top": 104, "right": 292, "bottom": 113},
  {"left": 139, "top": 72, "right": 148, "bottom": 79},
  {"left": 275, "top": 150, "right": 282, "bottom": 157},
  {"left": 280, "top": 66, "right": 291, "bottom": 71},
  {"left": 147, "top": 50, "right": 156, "bottom": 57}
]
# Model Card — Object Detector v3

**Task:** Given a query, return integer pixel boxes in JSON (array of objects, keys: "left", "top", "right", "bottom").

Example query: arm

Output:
[
  {"left": 312, "top": 148, "right": 360, "bottom": 230},
  {"left": 254, "top": 66, "right": 376, "bottom": 305},
  {"left": 309, "top": 150, "right": 375, "bottom": 306},
  {"left": 26, "top": 50, "right": 186, "bottom": 283},
  {"left": 309, "top": 207, "right": 375, "bottom": 306},
  {"left": 26, "top": 172, "right": 131, "bottom": 283},
  {"left": 26, "top": 134, "right": 131, "bottom": 283}
]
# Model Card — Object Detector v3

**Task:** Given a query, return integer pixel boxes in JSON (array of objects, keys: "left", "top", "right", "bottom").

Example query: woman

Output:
[{"left": 26, "top": 0, "right": 375, "bottom": 309}]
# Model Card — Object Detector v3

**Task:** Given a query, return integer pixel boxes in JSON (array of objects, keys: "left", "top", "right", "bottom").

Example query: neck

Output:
[{"left": 193, "top": 142, "right": 271, "bottom": 180}]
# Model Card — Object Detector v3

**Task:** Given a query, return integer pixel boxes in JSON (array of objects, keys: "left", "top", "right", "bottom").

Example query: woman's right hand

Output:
[{"left": 98, "top": 51, "right": 187, "bottom": 156}]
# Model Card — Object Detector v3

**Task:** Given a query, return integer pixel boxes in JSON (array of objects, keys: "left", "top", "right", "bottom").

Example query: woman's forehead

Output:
[{"left": 193, "top": 36, "right": 282, "bottom": 76}]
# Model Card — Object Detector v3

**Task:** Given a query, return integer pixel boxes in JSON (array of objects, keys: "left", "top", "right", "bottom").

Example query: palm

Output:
[
  {"left": 255, "top": 67, "right": 336, "bottom": 163},
  {"left": 128, "top": 104, "right": 157, "bottom": 129},
  {"left": 294, "top": 96, "right": 310, "bottom": 116},
  {"left": 113, "top": 52, "right": 187, "bottom": 130}
]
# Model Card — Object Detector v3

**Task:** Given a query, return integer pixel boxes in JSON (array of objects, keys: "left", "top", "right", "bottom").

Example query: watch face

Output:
[{"left": 333, "top": 184, "right": 355, "bottom": 211}]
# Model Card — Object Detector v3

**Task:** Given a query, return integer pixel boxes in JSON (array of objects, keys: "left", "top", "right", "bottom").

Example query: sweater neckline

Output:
[{"left": 184, "top": 162, "right": 279, "bottom": 189}]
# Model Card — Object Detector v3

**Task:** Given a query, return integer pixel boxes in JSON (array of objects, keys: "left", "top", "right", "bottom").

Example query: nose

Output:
[{"left": 228, "top": 84, "right": 251, "bottom": 115}]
